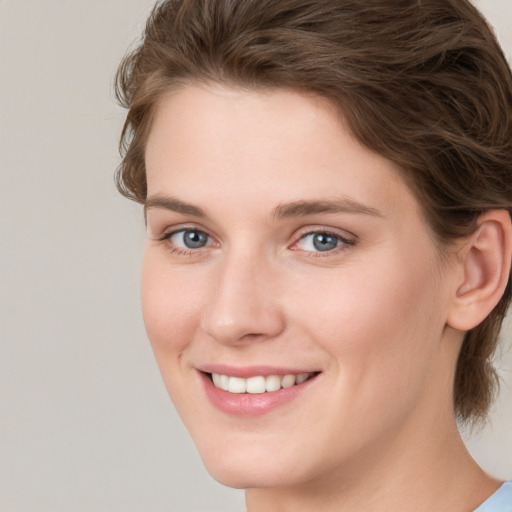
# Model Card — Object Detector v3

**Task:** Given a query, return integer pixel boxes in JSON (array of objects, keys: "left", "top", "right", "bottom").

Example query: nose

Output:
[{"left": 201, "top": 253, "right": 285, "bottom": 345}]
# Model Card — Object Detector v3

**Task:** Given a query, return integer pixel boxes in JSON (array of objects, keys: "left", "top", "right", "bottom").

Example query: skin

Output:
[{"left": 142, "top": 85, "right": 501, "bottom": 511}]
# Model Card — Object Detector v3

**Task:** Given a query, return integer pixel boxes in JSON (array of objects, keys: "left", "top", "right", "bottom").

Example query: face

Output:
[{"left": 142, "top": 85, "right": 459, "bottom": 490}]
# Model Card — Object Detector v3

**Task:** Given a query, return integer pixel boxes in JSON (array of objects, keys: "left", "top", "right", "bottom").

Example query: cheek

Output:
[
  {"left": 290, "top": 251, "right": 444, "bottom": 394},
  {"left": 284, "top": 257, "right": 446, "bottom": 456},
  {"left": 140, "top": 252, "right": 205, "bottom": 358}
]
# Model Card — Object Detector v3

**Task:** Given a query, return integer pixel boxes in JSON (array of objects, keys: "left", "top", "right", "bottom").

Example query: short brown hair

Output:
[{"left": 115, "top": 0, "right": 512, "bottom": 424}]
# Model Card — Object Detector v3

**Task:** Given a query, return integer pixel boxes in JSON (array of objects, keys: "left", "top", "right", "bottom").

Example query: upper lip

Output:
[{"left": 198, "top": 364, "right": 320, "bottom": 378}]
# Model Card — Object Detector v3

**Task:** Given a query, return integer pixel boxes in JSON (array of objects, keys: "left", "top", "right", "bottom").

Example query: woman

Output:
[{"left": 115, "top": 0, "right": 512, "bottom": 510}]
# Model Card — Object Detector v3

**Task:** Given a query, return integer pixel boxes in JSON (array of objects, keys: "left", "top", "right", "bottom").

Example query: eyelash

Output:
[
  {"left": 155, "top": 227, "right": 355, "bottom": 257},
  {"left": 156, "top": 228, "right": 215, "bottom": 257},
  {"left": 291, "top": 229, "right": 355, "bottom": 257}
]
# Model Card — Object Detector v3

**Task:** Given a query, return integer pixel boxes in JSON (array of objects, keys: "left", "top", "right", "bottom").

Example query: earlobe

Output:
[{"left": 447, "top": 210, "right": 512, "bottom": 331}]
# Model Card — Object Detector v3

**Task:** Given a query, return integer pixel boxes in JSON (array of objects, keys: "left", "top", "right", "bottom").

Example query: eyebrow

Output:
[
  {"left": 144, "top": 195, "right": 382, "bottom": 220},
  {"left": 273, "top": 198, "right": 383, "bottom": 219},
  {"left": 144, "top": 196, "right": 207, "bottom": 219}
]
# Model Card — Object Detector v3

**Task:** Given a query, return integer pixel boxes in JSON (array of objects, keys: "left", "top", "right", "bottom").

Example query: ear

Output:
[{"left": 447, "top": 210, "right": 512, "bottom": 331}]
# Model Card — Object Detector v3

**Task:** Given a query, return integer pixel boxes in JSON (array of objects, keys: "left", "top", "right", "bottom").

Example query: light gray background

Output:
[{"left": 0, "top": 1, "right": 510, "bottom": 511}]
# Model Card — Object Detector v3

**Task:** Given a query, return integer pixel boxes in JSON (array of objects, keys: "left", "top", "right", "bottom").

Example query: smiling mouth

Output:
[{"left": 207, "top": 372, "right": 318, "bottom": 394}]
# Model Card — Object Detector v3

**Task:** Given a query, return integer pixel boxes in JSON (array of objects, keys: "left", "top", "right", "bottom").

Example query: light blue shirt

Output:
[{"left": 474, "top": 481, "right": 512, "bottom": 511}]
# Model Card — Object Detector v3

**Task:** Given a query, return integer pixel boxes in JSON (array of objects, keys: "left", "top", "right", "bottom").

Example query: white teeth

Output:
[
  {"left": 219, "top": 374, "right": 229, "bottom": 391},
  {"left": 281, "top": 374, "right": 296, "bottom": 388},
  {"left": 210, "top": 372, "right": 313, "bottom": 394},
  {"left": 228, "top": 377, "right": 246, "bottom": 393},
  {"left": 246, "top": 376, "right": 266, "bottom": 394},
  {"left": 265, "top": 375, "right": 281, "bottom": 392}
]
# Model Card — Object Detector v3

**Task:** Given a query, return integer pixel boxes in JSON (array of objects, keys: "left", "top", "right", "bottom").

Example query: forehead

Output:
[
  {"left": 144, "top": 85, "right": 420, "bottom": 222},
  {"left": 146, "top": 85, "right": 346, "bottom": 170}
]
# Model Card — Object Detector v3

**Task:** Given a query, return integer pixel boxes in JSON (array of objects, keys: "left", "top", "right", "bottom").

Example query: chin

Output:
[
  {"left": 206, "top": 465, "right": 258, "bottom": 490},
  {"left": 194, "top": 433, "right": 321, "bottom": 490},
  {"left": 203, "top": 458, "right": 302, "bottom": 490}
]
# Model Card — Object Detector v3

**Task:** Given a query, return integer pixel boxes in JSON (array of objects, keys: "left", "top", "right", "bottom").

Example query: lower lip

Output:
[{"left": 200, "top": 372, "right": 318, "bottom": 417}]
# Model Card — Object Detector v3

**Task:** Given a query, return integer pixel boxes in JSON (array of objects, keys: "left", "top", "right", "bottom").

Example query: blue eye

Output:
[
  {"left": 296, "top": 231, "right": 346, "bottom": 252},
  {"left": 170, "top": 229, "right": 211, "bottom": 249}
]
